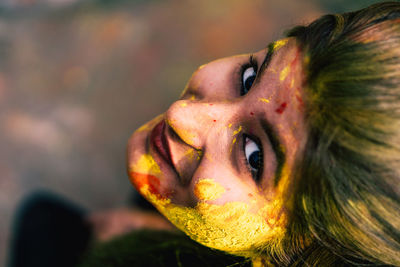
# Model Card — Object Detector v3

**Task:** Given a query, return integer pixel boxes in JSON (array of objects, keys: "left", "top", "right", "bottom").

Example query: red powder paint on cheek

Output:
[
  {"left": 213, "top": 119, "right": 216, "bottom": 122},
  {"left": 275, "top": 102, "right": 287, "bottom": 114},
  {"left": 248, "top": 193, "right": 253, "bottom": 197},
  {"left": 129, "top": 172, "right": 170, "bottom": 199},
  {"left": 250, "top": 112, "right": 254, "bottom": 116},
  {"left": 130, "top": 172, "right": 160, "bottom": 195}
]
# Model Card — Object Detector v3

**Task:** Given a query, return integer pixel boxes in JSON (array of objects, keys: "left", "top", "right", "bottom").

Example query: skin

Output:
[{"left": 127, "top": 37, "right": 308, "bottom": 257}]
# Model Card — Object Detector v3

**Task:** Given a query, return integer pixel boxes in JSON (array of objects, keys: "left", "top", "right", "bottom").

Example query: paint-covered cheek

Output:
[
  {"left": 194, "top": 178, "right": 226, "bottom": 201},
  {"left": 160, "top": 198, "right": 288, "bottom": 255},
  {"left": 128, "top": 154, "right": 172, "bottom": 200},
  {"left": 130, "top": 172, "right": 162, "bottom": 198},
  {"left": 130, "top": 154, "right": 161, "bottom": 175},
  {"left": 133, "top": 172, "right": 289, "bottom": 255}
]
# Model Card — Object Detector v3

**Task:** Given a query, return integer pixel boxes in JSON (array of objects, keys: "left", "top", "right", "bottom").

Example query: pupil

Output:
[
  {"left": 249, "top": 151, "right": 261, "bottom": 170},
  {"left": 245, "top": 75, "right": 255, "bottom": 91}
]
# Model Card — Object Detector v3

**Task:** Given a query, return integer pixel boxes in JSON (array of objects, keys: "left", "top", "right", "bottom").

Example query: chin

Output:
[
  {"left": 127, "top": 115, "right": 164, "bottom": 193},
  {"left": 127, "top": 114, "right": 184, "bottom": 204}
]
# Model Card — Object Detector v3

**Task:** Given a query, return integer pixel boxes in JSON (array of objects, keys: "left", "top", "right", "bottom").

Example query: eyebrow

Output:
[
  {"left": 253, "top": 42, "right": 275, "bottom": 87},
  {"left": 260, "top": 119, "right": 286, "bottom": 186}
]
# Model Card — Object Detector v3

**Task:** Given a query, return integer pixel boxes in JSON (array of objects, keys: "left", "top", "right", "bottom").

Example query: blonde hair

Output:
[{"left": 271, "top": 2, "right": 400, "bottom": 265}]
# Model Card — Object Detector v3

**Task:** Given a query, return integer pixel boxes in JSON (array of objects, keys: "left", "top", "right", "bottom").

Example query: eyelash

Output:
[
  {"left": 241, "top": 133, "right": 264, "bottom": 183},
  {"left": 239, "top": 54, "right": 258, "bottom": 96},
  {"left": 237, "top": 56, "right": 263, "bottom": 183}
]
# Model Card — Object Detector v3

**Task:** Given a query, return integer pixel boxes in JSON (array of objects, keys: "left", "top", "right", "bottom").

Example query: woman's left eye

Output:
[
  {"left": 240, "top": 55, "right": 258, "bottom": 95},
  {"left": 243, "top": 135, "right": 263, "bottom": 182}
]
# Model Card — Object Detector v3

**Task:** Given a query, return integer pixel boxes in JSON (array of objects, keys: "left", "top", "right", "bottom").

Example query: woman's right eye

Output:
[
  {"left": 240, "top": 55, "right": 258, "bottom": 95},
  {"left": 243, "top": 135, "right": 263, "bottom": 182}
]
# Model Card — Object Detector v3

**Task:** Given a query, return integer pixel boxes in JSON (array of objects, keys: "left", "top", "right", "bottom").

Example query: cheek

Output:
[
  {"left": 130, "top": 172, "right": 174, "bottom": 200},
  {"left": 159, "top": 200, "right": 288, "bottom": 256},
  {"left": 131, "top": 154, "right": 161, "bottom": 175},
  {"left": 135, "top": 166, "right": 289, "bottom": 255},
  {"left": 189, "top": 165, "right": 250, "bottom": 205},
  {"left": 129, "top": 154, "right": 173, "bottom": 200},
  {"left": 194, "top": 178, "right": 226, "bottom": 201},
  {"left": 130, "top": 172, "right": 161, "bottom": 196}
]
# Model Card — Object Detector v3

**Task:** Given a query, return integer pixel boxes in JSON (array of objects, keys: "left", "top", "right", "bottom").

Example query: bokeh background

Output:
[{"left": 0, "top": 0, "right": 387, "bottom": 265}]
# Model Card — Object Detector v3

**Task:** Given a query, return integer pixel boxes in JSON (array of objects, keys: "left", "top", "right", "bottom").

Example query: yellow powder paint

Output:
[
  {"left": 139, "top": 184, "right": 171, "bottom": 206},
  {"left": 183, "top": 148, "right": 196, "bottom": 160},
  {"left": 252, "top": 257, "right": 274, "bottom": 267},
  {"left": 228, "top": 123, "right": 232, "bottom": 128},
  {"left": 276, "top": 165, "right": 291, "bottom": 197},
  {"left": 232, "top": 126, "right": 242, "bottom": 136},
  {"left": 167, "top": 119, "right": 197, "bottom": 147},
  {"left": 194, "top": 179, "right": 226, "bottom": 201},
  {"left": 273, "top": 39, "right": 288, "bottom": 50},
  {"left": 180, "top": 102, "right": 187, "bottom": 107},
  {"left": 230, "top": 126, "right": 242, "bottom": 152},
  {"left": 290, "top": 78, "right": 295, "bottom": 88},
  {"left": 197, "top": 150, "right": 203, "bottom": 160},
  {"left": 252, "top": 257, "right": 263, "bottom": 267},
  {"left": 135, "top": 123, "right": 150, "bottom": 133},
  {"left": 131, "top": 154, "right": 161, "bottom": 175},
  {"left": 280, "top": 66, "right": 290, "bottom": 81},
  {"left": 190, "top": 95, "right": 196, "bottom": 100},
  {"left": 139, "top": 183, "right": 287, "bottom": 257},
  {"left": 182, "top": 148, "right": 202, "bottom": 161},
  {"left": 258, "top": 98, "right": 270, "bottom": 103}
]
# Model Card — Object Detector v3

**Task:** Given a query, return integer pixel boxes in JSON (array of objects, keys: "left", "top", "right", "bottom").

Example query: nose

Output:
[{"left": 165, "top": 99, "right": 237, "bottom": 149}]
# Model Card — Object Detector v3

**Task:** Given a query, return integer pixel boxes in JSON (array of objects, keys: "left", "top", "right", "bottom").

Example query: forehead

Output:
[{"left": 251, "top": 37, "right": 307, "bottom": 174}]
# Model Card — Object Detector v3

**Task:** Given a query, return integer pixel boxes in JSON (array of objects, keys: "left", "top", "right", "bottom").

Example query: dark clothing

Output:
[
  {"left": 8, "top": 191, "right": 92, "bottom": 267},
  {"left": 8, "top": 191, "right": 249, "bottom": 267},
  {"left": 79, "top": 230, "right": 251, "bottom": 267}
]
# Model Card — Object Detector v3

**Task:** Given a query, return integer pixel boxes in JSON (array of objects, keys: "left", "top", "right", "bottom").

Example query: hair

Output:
[{"left": 267, "top": 2, "right": 400, "bottom": 266}]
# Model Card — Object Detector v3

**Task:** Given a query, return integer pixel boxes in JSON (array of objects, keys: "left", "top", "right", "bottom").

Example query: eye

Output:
[
  {"left": 240, "top": 55, "right": 258, "bottom": 95},
  {"left": 243, "top": 134, "right": 263, "bottom": 182}
]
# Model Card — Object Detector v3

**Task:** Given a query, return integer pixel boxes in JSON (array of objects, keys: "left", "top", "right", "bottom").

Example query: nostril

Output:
[
  {"left": 167, "top": 124, "right": 182, "bottom": 143},
  {"left": 165, "top": 123, "right": 203, "bottom": 186},
  {"left": 166, "top": 122, "right": 202, "bottom": 152}
]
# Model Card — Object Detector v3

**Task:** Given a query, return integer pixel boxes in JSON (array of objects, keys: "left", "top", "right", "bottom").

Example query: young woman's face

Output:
[{"left": 127, "top": 37, "right": 307, "bottom": 255}]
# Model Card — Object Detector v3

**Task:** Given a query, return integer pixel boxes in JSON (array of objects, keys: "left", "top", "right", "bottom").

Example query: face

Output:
[{"left": 127, "top": 37, "right": 308, "bottom": 256}]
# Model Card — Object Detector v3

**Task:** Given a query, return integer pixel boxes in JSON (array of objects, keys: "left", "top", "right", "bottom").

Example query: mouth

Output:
[{"left": 150, "top": 120, "right": 179, "bottom": 176}]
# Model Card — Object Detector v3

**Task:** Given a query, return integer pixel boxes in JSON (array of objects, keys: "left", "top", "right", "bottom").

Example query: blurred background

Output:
[{"left": 0, "top": 0, "right": 387, "bottom": 265}]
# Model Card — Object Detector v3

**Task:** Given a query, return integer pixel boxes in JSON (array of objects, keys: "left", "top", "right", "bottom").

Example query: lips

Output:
[{"left": 150, "top": 120, "right": 175, "bottom": 169}]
